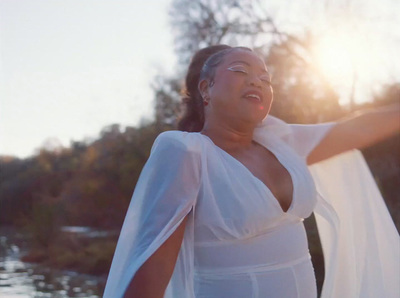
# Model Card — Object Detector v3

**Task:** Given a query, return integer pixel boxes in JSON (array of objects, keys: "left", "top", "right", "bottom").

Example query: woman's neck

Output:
[{"left": 201, "top": 119, "right": 256, "bottom": 152}]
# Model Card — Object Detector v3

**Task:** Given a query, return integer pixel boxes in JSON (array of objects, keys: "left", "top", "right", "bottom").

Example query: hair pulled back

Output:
[{"left": 177, "top": 45, "right": 252, "bottom": 132}]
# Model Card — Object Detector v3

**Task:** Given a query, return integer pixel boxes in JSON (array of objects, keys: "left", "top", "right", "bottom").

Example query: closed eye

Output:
[
  {"left": 260, "top": 75, "right": 272, "bottom": 85},
  {"left": 227, "top": 65, "right": 271, "bottom": 85},
  {"left": 227, "top": 66, "right": 248, "bottom": 74}
]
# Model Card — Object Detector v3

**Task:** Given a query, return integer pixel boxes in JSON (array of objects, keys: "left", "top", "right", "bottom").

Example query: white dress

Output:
[{"left": 103, "top": 117, "right": 399, "bottom": 298}]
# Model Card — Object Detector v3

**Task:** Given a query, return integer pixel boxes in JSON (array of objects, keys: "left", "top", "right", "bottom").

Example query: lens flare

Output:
[{"left": 312, "top": 23, "right": 384, "bottom": 104}]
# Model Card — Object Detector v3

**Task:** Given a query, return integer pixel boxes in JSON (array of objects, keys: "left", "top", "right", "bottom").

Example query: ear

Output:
[{"left": 198, "top": 79, "right": 210, "bottom": 99}]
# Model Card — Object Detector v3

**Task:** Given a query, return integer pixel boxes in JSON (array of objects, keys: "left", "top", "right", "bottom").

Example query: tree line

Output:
[{"left": 1, "top": 87, "right": 398, "bottom": 231}]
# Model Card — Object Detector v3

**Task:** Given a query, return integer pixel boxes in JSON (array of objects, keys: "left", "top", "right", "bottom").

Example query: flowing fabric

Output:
[
  {"left": 310, "top": 150, "right": 400, "bottom": 298},
  {"left": 103, "top": 133, "right": 202, "bottom": 297},
  {"left": 103, "top": 116, "right": 399, "bottom": 298}
]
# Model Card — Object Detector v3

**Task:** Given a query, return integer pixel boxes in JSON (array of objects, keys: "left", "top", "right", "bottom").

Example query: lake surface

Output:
[{"left": 0, "top": 227, "right": 107, "bottom": 298}]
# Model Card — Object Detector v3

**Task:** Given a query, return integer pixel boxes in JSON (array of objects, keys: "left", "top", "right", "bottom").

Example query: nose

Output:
[{"left": 248, "top": 73, "right": 262, "bottom": 88}]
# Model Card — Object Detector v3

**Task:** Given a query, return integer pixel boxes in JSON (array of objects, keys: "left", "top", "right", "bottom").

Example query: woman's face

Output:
[{"left": 202, "top": 49, "right": 273, "bottom": 127}]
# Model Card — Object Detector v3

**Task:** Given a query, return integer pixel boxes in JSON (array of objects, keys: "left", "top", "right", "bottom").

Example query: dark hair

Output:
[{"left": 177, "top": 45, "right": 252, "bottom": 132}]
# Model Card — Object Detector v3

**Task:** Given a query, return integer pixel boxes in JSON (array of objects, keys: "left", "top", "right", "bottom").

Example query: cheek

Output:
[
  {"left": 211, "top": 78, "right": 241, "bottom": 102},
  {"left": 218, "top": 70, "right": 244, "bottom": 87},
  {"left": 265, "top": 86, "right": 273, "bottom": 103}
]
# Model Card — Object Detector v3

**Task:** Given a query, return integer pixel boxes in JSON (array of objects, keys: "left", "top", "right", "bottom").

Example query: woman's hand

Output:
[{"left": 307, "top": 103, "right": 400, "bottom": 165}]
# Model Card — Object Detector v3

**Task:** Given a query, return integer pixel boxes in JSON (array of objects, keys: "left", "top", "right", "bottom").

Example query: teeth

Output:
[{"left": 246, "top": 94, "right": 261, "bottom": 101}]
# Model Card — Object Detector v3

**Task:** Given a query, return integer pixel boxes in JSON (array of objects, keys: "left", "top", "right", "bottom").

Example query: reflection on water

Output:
[
  {"left": 0, "top": 228, "right": 106, "bottom": 298},
  {"left": 61, "top": 226, "right": 118, "bottom": 238}
]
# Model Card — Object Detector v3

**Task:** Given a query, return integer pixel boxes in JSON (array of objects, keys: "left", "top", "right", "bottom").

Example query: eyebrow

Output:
[{"left": 228, "top": 60, "right": 269, "bottom": 74}]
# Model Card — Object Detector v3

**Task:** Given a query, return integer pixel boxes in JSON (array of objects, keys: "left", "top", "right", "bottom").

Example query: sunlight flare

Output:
[{"left": 312, "top": 25, "right": 384, "bottom": 104}]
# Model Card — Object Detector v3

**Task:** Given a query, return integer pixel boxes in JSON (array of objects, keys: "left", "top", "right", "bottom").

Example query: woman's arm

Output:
[
  {"left": 307, "top": 103, "right": 400, "bottom": 165},
  {"left": 124, "top": 216, "right": 188, "bottom": 298}
]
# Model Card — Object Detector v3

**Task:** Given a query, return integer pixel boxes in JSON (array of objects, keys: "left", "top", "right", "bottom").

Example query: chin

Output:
[
  {"left": 243, "top": 112, "right": 268, "bottom": 126},
  {"left": 260, "top": 102, "right": 272, "bottom": 120},
  {"left": 256, "top": 105, "right": 271, "bottom": 122}
]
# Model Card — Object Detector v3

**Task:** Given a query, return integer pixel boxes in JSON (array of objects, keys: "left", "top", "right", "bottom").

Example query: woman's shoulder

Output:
[{"left": 152, "top": 130, "right": 204, "bottom": 154}]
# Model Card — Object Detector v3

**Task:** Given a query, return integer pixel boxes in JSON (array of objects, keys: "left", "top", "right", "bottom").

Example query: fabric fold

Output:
[
  {"left": 310, "top": 150, "right": 400, "bottom": 298},
  {"left": 103, "top": 132, "right": 201, "bottom": 298}
]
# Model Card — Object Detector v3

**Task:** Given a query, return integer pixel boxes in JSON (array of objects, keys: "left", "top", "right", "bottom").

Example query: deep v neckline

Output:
[{"left": 198, "top": 133, "right": 296, "bottom": 213}]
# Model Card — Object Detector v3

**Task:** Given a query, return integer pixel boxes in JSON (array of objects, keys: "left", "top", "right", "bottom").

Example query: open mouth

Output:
[
  {"left": 243, "top": 91, "right": 263, "bottom": 104},
  {"left": 245, "top": 94, "right": 261, "bottom": 102}
]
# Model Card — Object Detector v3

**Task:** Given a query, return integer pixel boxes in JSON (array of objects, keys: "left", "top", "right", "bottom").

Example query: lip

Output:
[{"left": 242, "top": 89, "right": 264, "bottom": 103}]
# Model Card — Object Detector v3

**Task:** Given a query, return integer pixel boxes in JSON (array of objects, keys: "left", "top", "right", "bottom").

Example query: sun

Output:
[
  {"left": 314, "top": 34, "right": 357, "bottom": 81},
  {"left": 312, "top": 25, "right": 383, "bottom": 104}
]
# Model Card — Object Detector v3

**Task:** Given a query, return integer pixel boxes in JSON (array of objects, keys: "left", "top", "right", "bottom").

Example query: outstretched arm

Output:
[{"left": 307, "top": 103, "right": 400, "bottom": 165}]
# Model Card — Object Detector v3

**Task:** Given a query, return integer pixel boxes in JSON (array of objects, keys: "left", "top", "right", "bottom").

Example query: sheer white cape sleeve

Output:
[
  {"left": 262, "top": 116, "right": 399, "bottom": 298},
  {"left": 310, "top": 151, "right": 399, "bottom": 298},
  {"left": 103, "top": 131, "right": 201, "bottom": 298}
]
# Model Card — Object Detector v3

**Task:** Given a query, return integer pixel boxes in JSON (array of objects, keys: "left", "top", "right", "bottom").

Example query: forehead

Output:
[{"left": 222, "top": 49, "right": 267, "bottom": 70}]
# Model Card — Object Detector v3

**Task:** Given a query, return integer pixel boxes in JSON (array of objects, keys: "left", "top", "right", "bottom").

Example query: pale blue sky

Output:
[
  {"left": 1, "top": 0, "right": 176, "bottom": 157},
  {"left": 1, "top": 0, "right": 399, "bottom": 158}
]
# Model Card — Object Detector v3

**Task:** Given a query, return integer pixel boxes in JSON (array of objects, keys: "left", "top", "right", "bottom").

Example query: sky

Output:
[
  {"left": 1, "top": 0, "right": 399, "bottom": 158},
  {"left": 1, "top": 0, "right": 176, "bottom": 157}
]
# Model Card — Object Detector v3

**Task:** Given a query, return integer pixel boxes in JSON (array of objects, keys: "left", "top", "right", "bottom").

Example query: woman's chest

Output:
[
  {"left": 229, "top": 142, "right": 294, "bottom": 212},
  {"left": 193, "top": 141, "right": 317, "bottom": 243}
]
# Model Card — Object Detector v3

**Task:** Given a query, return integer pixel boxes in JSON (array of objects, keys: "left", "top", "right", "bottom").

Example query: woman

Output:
[{"left": 104, "top": 45, "right": 399, "bottom": 298}]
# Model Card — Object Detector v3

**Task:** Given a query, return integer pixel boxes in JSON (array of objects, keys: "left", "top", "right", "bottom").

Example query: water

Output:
[
  {"left": 0, "top": 228, "right": 106, "bottom": 298},
  {"left": 60, "top": 226, "right": 118, "bottom": 238}
]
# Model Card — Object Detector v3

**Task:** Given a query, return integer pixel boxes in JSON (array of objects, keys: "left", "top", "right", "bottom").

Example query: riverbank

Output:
[
  {"left": 22, "top": 232, "right": 117, "bottom": 276},
  {"left": 0, "top": 226, "right": 117, "bottom": 297}
]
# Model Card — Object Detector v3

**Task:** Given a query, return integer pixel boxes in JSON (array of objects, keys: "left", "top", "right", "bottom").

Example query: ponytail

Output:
[{"left": 177, "top": 45, "right": 232, "bottom": 132}]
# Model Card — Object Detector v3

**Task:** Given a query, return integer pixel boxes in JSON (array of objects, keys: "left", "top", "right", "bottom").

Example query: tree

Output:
[
  {"left": 265, "top": 35, "right": 343, "bottom": 123},
  {"left": 153, "top": 0, "right": 343, "bottom": 127},
  {"left": 152, "top": 75, "right": 182, "bottom": 129},
  {"left": 169, "top": 0, "right": 283, "bottom": 65}
]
